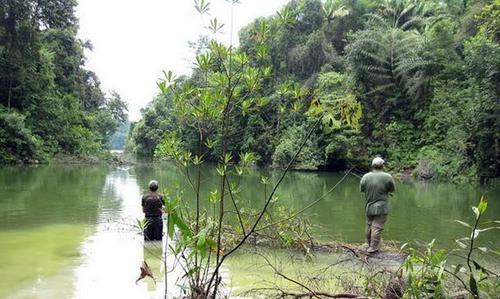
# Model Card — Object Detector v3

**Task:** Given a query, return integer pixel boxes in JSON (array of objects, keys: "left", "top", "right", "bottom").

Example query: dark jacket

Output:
[{"left": 141, "top": 192, "right": 164, "bottom": 217}]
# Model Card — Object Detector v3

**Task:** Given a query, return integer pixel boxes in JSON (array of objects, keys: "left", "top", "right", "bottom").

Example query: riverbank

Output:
[
  {"left": 3, "top": 151, "right": 497, "bottom": 185},
  {"left": 54, "top": 152, "right": 134, "bottom": 166},
  {"left": 226, "top": 240, "right": 479, "bottom": 299},
  {"left": 144, "top": 154, "right": 500, "bottom": 185}
]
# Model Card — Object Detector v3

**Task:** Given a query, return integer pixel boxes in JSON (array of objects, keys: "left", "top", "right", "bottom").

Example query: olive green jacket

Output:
[{"left": 360, "top": 170, "right": 396, "bottom": 216}]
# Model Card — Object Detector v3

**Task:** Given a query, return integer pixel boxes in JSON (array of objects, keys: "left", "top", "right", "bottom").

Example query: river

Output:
[{"left": 0, "top": 163, "right": 499, "bottom": 298}]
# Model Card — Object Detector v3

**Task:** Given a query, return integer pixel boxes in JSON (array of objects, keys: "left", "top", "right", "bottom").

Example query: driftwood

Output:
[
  {"left": 257, "top": 253, "right": 372, "bottom": 299},
  {"left": 279, "top": 291, "right": 369, "bottom": 298},
  {"left": 312, "top": 242, "right": 407, "bottom": 265},
  {"left": 136, "top": 260, "right": 156, "bottom": 284}
]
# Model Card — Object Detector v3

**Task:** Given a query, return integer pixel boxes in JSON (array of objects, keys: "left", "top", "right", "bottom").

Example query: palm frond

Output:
[
  {"left": 367, "top": 65, "right": 392, "bottom": 73},
  {"left": 367, "top": 72, "right": 394, "bottom": 81},
  {"left": 394, "top": 58, "right": 431, "bottom": 74},
  {"left": 400, "top": 16, "right": 424, "bottom": 31},
  {"left": 396, "top": 4, "right": 417, "bottom": 26},
  {"left": 365, "top": 82, "right": 397, "bottom": 95},
  {"left": 357, "top": 49, "right": 390, "bottom": 65},
  {"left": 350, "top": 36, "right": 389, "bottom": 52},
  {"left": 364, "top": 13, "right": 390, "bottom": 28}
]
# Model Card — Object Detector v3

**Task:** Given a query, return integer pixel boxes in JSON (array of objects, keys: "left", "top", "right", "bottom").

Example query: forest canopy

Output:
[
  {"left": 0, "top": 0, "right": 127, "bottom": 163},
  {"left": 128, "top": 0, "right": 499, "bottom": 182}
]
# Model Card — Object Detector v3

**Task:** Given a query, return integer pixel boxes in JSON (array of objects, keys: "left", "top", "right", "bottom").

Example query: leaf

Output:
[
  {"left": 167, "top": 214, "right": 175, "bottom": 239},
  {"left": 469, "top": 275, "right": 478, "bottom": 297},
  {"left": 477, "top": 247, "right": 488, "bottom": 253},
  {"left": 223, "top": 153, "right": 232, "bottom": 164},
  {"left": 473, "top": 260, "right": 489, "bottom": 274},
  {"left": 471, "top": 229, "right": 480, "bottom": 240},
  {"left": 195, "top": 53, "right": 212, "bottom": 71},
  {"left": 478, "top": 195, "right": 487, "bottom": 215},
  {"left": 277, "top": 7, "right": 295, "bottom": 27},
  {"left": 206, "top": 238, "right": 217, "bottom": 250},
  {"left": 197, "top": 230, "right": 206, "bottom": 249},
  {"left": 208, "top": 18, "right": 224, "bottom": 34},
  {"left": 136, "top": 218, "right": 146, "bottom": 231},
  {"left": 234, "top": 165, "right": 243, "bottom": 176},
  {"left": 472, "top": 206, "right": 480, "bottom": 220},
  {"left": 453, "top": 264, "right": 464, "bottom": 275},
  {"left": 163, "top": 70, "right": 175, "bottom": 83},
  {"left": 172, "top": 213, "right": 192, "bottom": 238},
  {"left": 241, "top": 99, "right": 252, "bottom": 114},
  {"left": 322, "top": 113, "right": 341, "bottom": 130},
  {"left": 184, "top": 266, "right": 200, "bottom": 278},
  {"left": 454, "top": 220, "right": 472, "bottom": 229},
  {"left": 437, "top": 265, "right": 445, "bottom": 280},
  {"left": 193, "top": 155, "right": 203, "bottom": 165},
  {"left": 216, "top": 164, "right": 225, "bottom": 176},
  {"left": 157, "top": 81, "right": 167, "bottom": 94},
  {"left": 194, "top": 0, "right": 210, "bottom": 14},
  {"left": 455, "top": 239, "right": 467, "bottom": 249},
  {"left": 477, "top": 227, "right": 500, "bottom": 233},
  {"left": 209, "top": 189, "right": 219, "bottom": 203},
  {"left": 205, "top": 138, "right": 216, "bottom": 149}
]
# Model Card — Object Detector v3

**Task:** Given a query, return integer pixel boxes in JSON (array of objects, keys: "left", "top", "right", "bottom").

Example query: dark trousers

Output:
[{"left": 144, "top": 216, "right": 163, "bottom": 241}]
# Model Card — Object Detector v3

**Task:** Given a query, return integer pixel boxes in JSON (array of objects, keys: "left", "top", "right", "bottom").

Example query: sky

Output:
[{"left": 76, "top": 0, "right": 289, "bottom": 121}]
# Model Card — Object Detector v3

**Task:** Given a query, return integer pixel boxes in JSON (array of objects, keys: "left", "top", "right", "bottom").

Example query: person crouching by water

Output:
[
  {"left": 142, "top": 180, "right": 165, "bottom": 241},
  {"left": 360, "top": 157, "right": 396, "bottom": 253}
]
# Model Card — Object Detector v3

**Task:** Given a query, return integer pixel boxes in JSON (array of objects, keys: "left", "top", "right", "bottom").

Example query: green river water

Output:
[{"left": 0, "top": 163, "right": 499, "bottom": 298}]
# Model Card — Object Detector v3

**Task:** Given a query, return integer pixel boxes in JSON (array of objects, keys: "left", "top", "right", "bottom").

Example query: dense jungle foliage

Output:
[
  {"left": 130, "top": 0, "right": 496, "bottom": 182},
  {"left": 0, "top": 0, "right": 127, "bottom": 163}
]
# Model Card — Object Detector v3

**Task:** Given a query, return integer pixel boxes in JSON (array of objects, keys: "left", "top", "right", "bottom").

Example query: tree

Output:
[
  {"left": 0, "top": 0, "right": 127, "bottom": 162},
  {"left": 129, "top": 0, "right": 499, "bottom": 182}
]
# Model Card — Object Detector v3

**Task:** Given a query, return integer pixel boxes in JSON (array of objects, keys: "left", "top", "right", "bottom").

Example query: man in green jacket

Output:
[{"left": 360, "top": 157, "right": 396, "bottom": 253}]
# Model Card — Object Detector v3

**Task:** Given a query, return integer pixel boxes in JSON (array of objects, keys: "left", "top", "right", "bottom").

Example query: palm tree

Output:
[
  {"left": 365, "top": 0, "right": 441, "bottom": 32},
  {"left": 348, "top": 27, "right": 429, "bottom": 98},
  {"left": 347, "top": 0, "right": 436, "bottom": 110}
]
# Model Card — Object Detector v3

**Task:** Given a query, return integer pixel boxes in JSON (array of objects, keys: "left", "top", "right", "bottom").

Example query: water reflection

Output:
[
  {"left": 73, "top": 169, "right": 157, "bottom": 298},
  {"left": 0, "top": 164, "right": 499, "bottom": 298},
  {"left": 72, "top": 169, "right": 187, "bottom": 299}
]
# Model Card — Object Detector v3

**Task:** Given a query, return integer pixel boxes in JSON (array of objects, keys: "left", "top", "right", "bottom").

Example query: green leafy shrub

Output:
[
  {"left": 385, "top": 121, "right": 420, "bottom": 171},
  {"left": 404, "top": 239, "right": 448, "bottom": 298},
  {"left": 272, "top": 125, "right": 324, "bottom": 170},
  {"left": 403, "top": 197, "right": 500, "bottom": 298},
  {"left": 0, "top": 110, "right": 46, "bottom": 163}
]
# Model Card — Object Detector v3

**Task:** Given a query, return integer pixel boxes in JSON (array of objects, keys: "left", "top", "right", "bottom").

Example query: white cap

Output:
[
  {"left": 148, "top": 180, "right": 159, "bottom": 189},
  {"left": 371, "top": 157, "right": 385, "bottom": 167}
]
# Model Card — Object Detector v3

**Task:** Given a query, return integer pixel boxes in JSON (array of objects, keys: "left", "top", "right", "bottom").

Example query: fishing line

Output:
[{"left": 255, "top": 167, "right": 353, "bottom": 232}]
